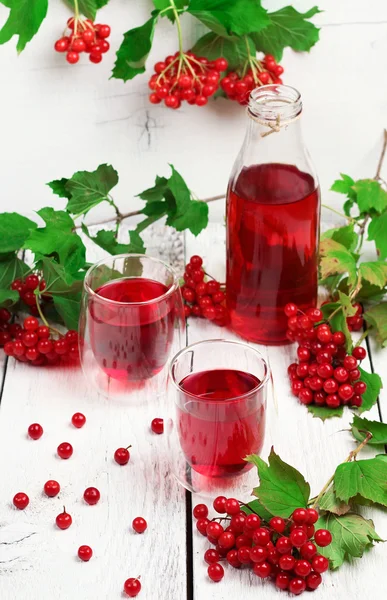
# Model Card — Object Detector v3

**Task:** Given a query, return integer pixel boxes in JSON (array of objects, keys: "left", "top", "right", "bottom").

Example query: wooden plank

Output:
[
  {"left": 185, "top": 210, "right": 387, "bottom": 599},
  {"left": 0, "top": 230, "right": 187, "bottom": 600}
]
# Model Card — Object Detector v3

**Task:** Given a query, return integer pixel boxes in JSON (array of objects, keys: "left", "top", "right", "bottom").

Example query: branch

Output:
[{"left": 375, "top": 129, "right": 387, "bottom": 180}]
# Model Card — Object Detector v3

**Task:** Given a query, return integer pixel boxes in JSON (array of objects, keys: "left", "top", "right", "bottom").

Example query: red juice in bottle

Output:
[
  {"left": 177, "top": 368, "right": 265, "bottom": 477},
  {"left": 226, "top": 85, "right": 320, "bottom": 344},
  {"left": 89, "top": 277, "right": 175, "bottom": 381}
]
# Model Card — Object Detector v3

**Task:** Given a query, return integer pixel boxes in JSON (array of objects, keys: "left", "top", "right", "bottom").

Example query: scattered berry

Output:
[
  {"left": 56, "top": 507, "right": 72, "bottom": 529},
  {"left": 151, "top": 417, "right": 164, "bottom": 434},
  {"left": 114, "top": 446, "right": 131, "bottom": 465},
  {"left": 124, "top": 578, "right": 141, "bottom": 597},
  {"left": 28, "top": 423, "right": 43, "bottom": 440},
  {"left": 83, "top": 487, "right": 100, "bottom": 505},
  {"left": 207, "top": 562, "right": 224, "bottom": 582},
  {"left": 132, "top": 517, "right": 147, "bottom": 534},
  {"left": 57, "top": 442, "right": 73, "bottom": 459},
  {"left": 78, "top": 545, "right": 93, "bottom": 561},
  {"left": 72, "top": 412, "right": 86, "bottom": 428},
  {"left": 13, "top": 492, "right": 29, "bottom": 510},
  {"left": 44, "top": 480, "right": 60, "bottom": 497}
]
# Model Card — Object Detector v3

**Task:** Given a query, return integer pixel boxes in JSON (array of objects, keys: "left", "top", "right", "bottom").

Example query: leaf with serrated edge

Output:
[
  {"left": 246, "top": 448, "right": 310, "bottom": 517},
  {"left": 318, "top": 486, "right": 351, "bottom": 516},
  {"left": 357, "top": 366, "right": 383, "bottom": 414},
  {"left": 307, "top": 404, "right": 344, "bottom": 420},
  {"left": 334, "top": 457, "right": 387, "bottom": 506},
  {"left": 65, "top": 1, "right": 99, "bottom": 21},
  {"left": 112, "top": 17, "right": 158, "bottom": 81},
  {"left": 316, "top": 513, "right": 383, "bottom": 569},
  {"left": 331, "top": 173, "right": 355, "bottom": 195},
  {"left": 368, "top": 213, "right": 387, "bottom": 259},
  {"left": 65, "top": 164, "right": 119, "bottom": 216},
  {"left": 364, "top": 302, "right": 387, "bottom": 348},
  {"left": 251, "top": 6, "right": 320, "bottom": 61},
  {"left": 0, "top": 0, "right": 48, "bottom": 52},
  {"left": 321, "top": 224, "right": 358, "bottom": 252},
  {"left": 0, "top": 213, "right": 37, "bottom": 253},
  {"left": 188, "top": 0, "right": 269, "bottom": 37},
  {"left": 351, "top": 415, "right": 387, "bottom": 445},
  {"left": 360, "top": 262, "right": 387, "bottom": 289},
  {"left": 192, "top": 33, "right": 255, "bottom": 70},
  {"left": 319, "top": 238, "right": 358, "bottom": 286},
  {"left": 353, "top": 179, "right": 387, "bottom": 214}
]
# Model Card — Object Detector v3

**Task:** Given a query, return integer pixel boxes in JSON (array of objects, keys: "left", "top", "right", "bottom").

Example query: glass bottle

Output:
[{"left": 226, "top": 85, "right": 320, "bottom": 345}]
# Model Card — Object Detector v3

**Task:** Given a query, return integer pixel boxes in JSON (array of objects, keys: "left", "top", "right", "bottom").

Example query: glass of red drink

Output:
[
  {"left": 167, "top": 339, "right": 269, "bottom": 496},
  {"left": 79, "top": 254, "right": 185, "bottom": 398}
]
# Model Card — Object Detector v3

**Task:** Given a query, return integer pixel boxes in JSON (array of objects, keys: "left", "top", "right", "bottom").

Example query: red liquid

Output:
[
  {"left": 89, "top": 277, "right": 175, "bottom": 381},
  {"left": 177, "top": 369, "right": 265, "bottom": 477},
  {"left": 226, "top": 163, "right": 320, "bottom": 344}
]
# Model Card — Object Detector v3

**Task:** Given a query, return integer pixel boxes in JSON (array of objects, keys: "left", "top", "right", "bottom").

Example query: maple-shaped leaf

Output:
[
  {"left": 356, "top": 366, "right": 383, "bottom": 414},
  {"left": 359, "top": 262, "right": 387, "bottom": 289},
  {"left": 368, "top": 213, "right": 387, "bottom": 259},
  {"left": 64, "top": 0, "right": 105, "bottom": 21},
  {"left": 0, "top": 0, "right": 48, "bottom": 52},
  {"left": 82, "top": 225, "right": 145, "bottom": 256},
  {"left": 0, "top": 212, "right": 37, "bottom": 253},
  {"left": 351, "top": 415, "right": 387, "bottom": 446},
  {"left": 353, "top": 179, "right": 387, "bottom": 214},
  {"left": 307, "top": 404, "right": 344, "bottom": 421},
  {"left": 319, "top": 238, "right": 358, "bottom": 286},
  {"left": 318, "top": 486, "right": 351, "bottom": 516},
  {"left": 192, "top": 33, "right": 255, "bottom": 71},
  {"left": 188, "top": 0, "right": 270, "bottom": 37},
  {"left": 39, "top": 257, "right": 84, "bottom": 297},
  {"left": 317, "top": 512, "right": 383, "bottom": 569},
  {"left": 251, "top": 6, "right": 321, "bottom": 61},
  {"left": 241, "top": 499, "right": 274, "bottom": 522},
  {"left": 24, "top": 208, "right": 86, "bottom": 274},
  {"left": 334, "top": 455, "right": 387, "bottom": 507},
  {"left": 153, "top": 0, "right": 187, "bottom": 22},
  {"left": 246, "top": 448, "right": 310, "bottom": 517},
  {"left": 364, "top": 303, "right": 387, "bottom": 348},
  {"left": 321, "top": 224, "right": 358, "bottom": 252}
]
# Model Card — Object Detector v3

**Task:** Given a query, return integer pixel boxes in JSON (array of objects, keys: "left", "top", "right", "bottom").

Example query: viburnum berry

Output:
[
  {"left": 28, "top": 423, "right": 43, "bottom": 440},
  {"left": 56, "top": 507, "right": 72, "bottom": 529},
  {"left": 78, "top": 545, "right": 93, "bottom": 562},
  {"left": 132, "top": 517, "right": 147, "bottom": 534},
  {"left": 44, "top": 480, "right": 60, "bottom": 497},
  {"left": 72, "top": 412, "right": 86, "bottom": 428},
  {"left": 193, "top": 504, "right": 208, "bottom": 519},
  {"left": 13, "top": 492, "right": 29, "bottom": 510},
  {"left": 124, "top": 577, "right": 141, "bottom": 597},
  {"left": 314, "top": 528, "right": 332, "bottom": 547},
  {"left": 83, "top": 487, "right": 100, "bottom": 505},
  {"left": 221, "top": 55, "right": 284, "bottom": 105},
  {"left": 57, "top": 442, "right": 73, "bottom": 459},
  {"left": 213, "top": 496, "right": 227, "bottom": 514},
  {"left": 204, "top": 549, "right": 220, "bottom": 564},
  {"left": 151, "top": 417, "right": 164, "bottom": 434},
  {"left": 207, "top": 562, "right": 224, "bottom": 582},
  {"left": 196, "top": 517, "right": 210, "bottom": 536},
  {"left": 55, "top": 17, "right": 111, "bottom": 65}
]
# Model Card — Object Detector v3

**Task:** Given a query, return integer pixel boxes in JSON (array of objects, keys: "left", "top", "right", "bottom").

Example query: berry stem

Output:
[
  {"left": 321, "top": 203, "right": 355, "bottom": 223},
  {"left": 310, "top": 432, "right": 373, "bottom": 509},
  {"left": 244, "top": 36, "right": 258, "bottom": 84},
  {"left": 170, "top": 0, "right": 184, "bottom": 55},
  {"left": 354, "top": 329, "right": 369, "bottom": 347},
  {"left": 35, "top": 292, "right": 63, "bottom": 337},
  {"left": 375, "top": 128, "right": 387, "bottom": 180}
]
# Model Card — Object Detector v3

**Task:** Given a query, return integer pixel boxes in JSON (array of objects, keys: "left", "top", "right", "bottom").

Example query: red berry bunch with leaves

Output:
[
  {"left": 194, "top": 498, "right": 331, "bottom": 593},
  {"left": 285, "top": 303, "right": 368, "bottom": 410},
  {"left": 54, "top": 16, "right": 111, "bottom": 65},
  {"left": 346, "top": 302, "right": 364, "bottom": 332},
  {"left": 221, "top": 54, "right": 284, "bottom": 105},
  {"left": 149, "top": 52, "right": 228, "bottom": 109},
  {"left": 181, "top": 255, "right": 228, "bottom": 325}
]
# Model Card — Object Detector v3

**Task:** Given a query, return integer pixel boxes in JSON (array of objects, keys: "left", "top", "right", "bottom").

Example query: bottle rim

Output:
[{"left": 248, "top": 84, "right": 302, "bottom": 122}]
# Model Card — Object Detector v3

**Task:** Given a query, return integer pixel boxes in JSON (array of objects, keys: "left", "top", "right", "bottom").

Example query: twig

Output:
[
  {"left": 321, "top": 203, "right": 355, "bottom": 223},
  {"left": 375, "top": 129, "right": 387, "bottom": 180}
]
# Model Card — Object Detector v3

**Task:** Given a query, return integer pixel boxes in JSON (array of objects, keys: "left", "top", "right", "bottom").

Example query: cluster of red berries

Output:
[
  {"left": 149, "top": 52, "right": 228, "bottom": 109},
  {"left": 54, "top": 17, "right": 111, "bottom": 65},
  {"left": 285, "top": 303, "right": 368, "bottom": 409},
  {"left": 181, "top": 255, "right": 228, "bottom": 326},
  {"left": 346, "top": 302, "right": 364, "bottom": 332},
  {"left": 220, "top": 55, "right": 284, "bottom": 105},
  {"left": 10, "top": 273, "right": 48, "bottom": 314},
  {"left": 194, "top": 498, "right": 331, "bottom": 594},
  {"left": 0, "top": 312, "right": 79, "bottom": 366}
]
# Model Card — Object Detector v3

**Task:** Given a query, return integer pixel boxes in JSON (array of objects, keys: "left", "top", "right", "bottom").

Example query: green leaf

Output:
[
  {"left": 318, "top": 486, "right": 351, "bottom": 515},
  {"left": 192, "top": 32, "right": 255, "bottom": 71},
  {"left": 0, "top": 288, "right": 19, "bottom": 308},
  {"left": 316, "top": 512, "right": 383, "bottom": 569},
  {"left": 331, "top": 173, "right": 356, "bottom": 196},
  {"left": 364, "top": 302, "right": 387, "bottom": 347},
  {"left": 153, "top": 0, "right": 187, "bottom": 22},
  {"left": 251, "top": 6, "right": 320, "bottom": 61},
  {"left": 65, "top": 164, "right": 119, "bottom": 216},
  {"left": 307, "top": 404, "right": 344, "bottom": 420},
  {"left": 321, "top": 224, "right": 358, "bottom": 252},
  {"left": 65, "top": 0, "right": 101, "bottom": 21},
  {"left": 241, "top": 499, "right": 274, "bottom": 521},
  {"left": 0, "top": 213, "right": 37, "bottom": 253},
  {"left": 47, "top": 178, "right": 71, "bottom": 200},
  {"left": 319, "top": 238, "right": 358, "bottom": 286},
  {"left": 351, "top": 415, "right": 387, "bottom": 445},
  {"left": 39, "top": 257, "right": 83, "bottom": 297},
  {"left": 24, "top": 208, "right": 86, "bottom": 274},
  {"left": 0, "top": 0, "right": 48, "bottom": 52},
  {"left": 168, "top": 200, "right": 209, "bottom": 236},
  {"left": 359, "top": 262, "right": 387, "bottom": 289},
  {"left": 337, "top": 290, "right": 357, "bottom": 317},
  {"left": 137, "top": 176, "right": 168, "bottom": 202},
  {"left": 320, "top": 301, "right": 352, "bottom": 351},
  {"left": 112, "top": 16, "right": 158, "bottom": 82},
  {"left": 334, "top": 456, "right": 387, "bottom": 506},
  {"left": 0, "top": 255, "right": 29, "bottom": 289},
  {"left": 167, "top": 165, "right": 191, "bottom": 212},
  {"left": 188, "top": 0, "right": 269, "bottom": 37},
  {"left": 357, "top": 366, "right": 383, "bottom": 414},
  {"left": 52, "top": 295, "right": 81, "bottom": 330},
  {"left": 246, "top": 448, "right": 310, "bottom": 517},
  {"left": 368, "top": 213, "right": 387, "bottom": 259},
  {"left": 353, "top": 179, "right": 387, "bottom": 214},
  {"left": 82, "top": 225, "right": 146, "bottom": 256}
]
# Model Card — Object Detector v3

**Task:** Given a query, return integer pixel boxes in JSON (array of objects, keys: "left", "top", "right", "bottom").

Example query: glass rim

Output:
[
  {"left": 248, "top": 84, "right": 302, "bottom": 120},
  {"left": 169, "top": 338, "right": 270, "bottom": 403},
  {"left": 83, "top": 253, "right": 180, "bottom": 307}
]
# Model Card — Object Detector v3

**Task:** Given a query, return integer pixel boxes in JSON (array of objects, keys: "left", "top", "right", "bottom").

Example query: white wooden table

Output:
[{"left": 1, "top": 1, "right": 387, "bottom": 598}]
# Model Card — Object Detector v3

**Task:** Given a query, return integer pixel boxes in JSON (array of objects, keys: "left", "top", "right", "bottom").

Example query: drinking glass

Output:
[
  {"left": 79, "top": 254, "right": 185, "bottom": 398},
  {"left": 167, "top": 339, "right": 269, "bottom": 496}
]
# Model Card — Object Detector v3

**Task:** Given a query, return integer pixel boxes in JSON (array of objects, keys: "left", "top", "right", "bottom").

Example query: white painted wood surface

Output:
[{"left": 0, "top": 0, "right": 387, "bottom": 599}]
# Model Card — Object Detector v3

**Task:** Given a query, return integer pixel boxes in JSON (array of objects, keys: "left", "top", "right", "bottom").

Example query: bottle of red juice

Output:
[{"left": 226, "top": 85, "right": 320, "bottom": 345}]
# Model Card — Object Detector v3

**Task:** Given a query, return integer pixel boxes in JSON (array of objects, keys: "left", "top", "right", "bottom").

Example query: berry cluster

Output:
[
  {"left": 0, "top": 313, "right": 79, "bottom": 366},
  {"left": 346, "top": 302, "right": 364, "bottom": 332},
  {"left": 194, "top": 498, "right": 331, "bottom": 594},
  {"left": 181, "top": 255, "right": 228, "bottom": 326},
  {"left": 54, "top": 17, "right": 111, "bottom": 65},
  {"left": 285, "top": 303, "right": 368, "bottom": 409},
  {"left": 221, "top": 55, "right": 284, "bottom": 105},
  {"left": 11, "top": 273, "right": 48, "bottom": 314},
  {"left": 149, "top": 52, "right": 228, "bottom": 109}
]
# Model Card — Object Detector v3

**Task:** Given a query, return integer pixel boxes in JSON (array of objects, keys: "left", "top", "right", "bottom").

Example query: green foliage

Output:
[
  {"left": 65, "top": 0, "right": 107, "bottom": 21},
  {"left": 357, "top": 367, "right": 382, "bottom": 414},
  {"left": 0, "top": 0, "right": 48, "bottom": 52},
  {"left": 334, "top": 455, "right": 387, "bottom": 507},
  {"left": 351, "top": 415, "right": 387, "bottom": 445},
  {"left": 187, "top": 0, "right": 270, "bottom": 37},
  {"left": 0, "top": 213, "right": 37, "bottom": 253},
  {"left": 112, "top": 16, "right": 158, "bottom": 82},
  {"left": 307, "top": 405, "right": 343, "bottom": 420},
  {"left": 192, "top": 33, "right": 255, "bottom": 71}
]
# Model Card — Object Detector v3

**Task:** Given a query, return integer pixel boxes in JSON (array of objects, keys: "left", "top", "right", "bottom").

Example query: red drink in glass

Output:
[
  {"left": 227, "top": 163, "right": 319, "bottom": 344},
  {"left": 177, "top": 368, "right": 265, "bottom": 477},
  {"left": 88, "top": 277, "right": 176, "bottom": 381}
]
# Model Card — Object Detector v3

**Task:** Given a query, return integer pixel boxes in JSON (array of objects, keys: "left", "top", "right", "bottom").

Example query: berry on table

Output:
[
  {"left": 204, "top": 549, "right": 220, "bottom": 564},
  {"left": 151, "top": 417, "right": 164, "bottom": 434},
  {"left": 114, "top": 446, "right": 131, "bottom": 465},
  {"left": 44, "top": 480, "right": 60, "bottom": 497},
  {"left": 78, "top": 545, "right": 93, "bottom": 561},
  {"left": 72, "top": 412, "right": 86, "bottom": 428},
  {"left": 132, "top": 517, "right": 147, "bottom": 534},
  {"left": 57, "top": 442, "right": 73, "bottom": 459},
  {"left": 28, "top": 423, "right": 43, "bottom": 440},
  {"left": 213, "top": 496, "right": 227, "bottom": 514},
  {"left": 124, "top": 578, "right": 141, "bottom": 597},
  {"left": 225, "top": 497, "right": 240, "bottom": 515},
  {"left": 193, "top": 504, "right": 208, "bottom": 519},
  {"left": 83, "top": 487, "right": 100, "bottom": 505},
  {"left": 56, "top": 507, "right": 72, "bottom": 529},
  {"left": 13, "top": 492, "right": 29, "bottom": 510},
  {"left": 207, "top": 562, "right": 224, "bottom": 582}
]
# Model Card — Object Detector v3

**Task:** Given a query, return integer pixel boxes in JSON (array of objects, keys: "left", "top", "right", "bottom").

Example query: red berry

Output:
[
  {"left": 245, "top": 513, "right": 261, "bottom": 530},
  {"left": 258, "top": 71, "right": 270, "bottom": 84},
  {"left": 44, "top": 480, "right": 60, "bottom": 497},
  {"left": 149, "top": 93, "right": 161, "bottom": 104},
  {"left": 343, "top": 355, "right": 358, "bottom": 370},
  {"left": 37, "top": 325, "right": 50, "bottom": 338},
  {"left": 22, "top": 331, "right": 38, "bottom": 347},
  {"left": 57, "top": 442, "right": 73, "bottom": 459},
  {"left": 204, "top": 549, "right": 220, "bottom": 564},
  {"left": 37, "top": 339, "right": 53, "bottom": 354},
  {"left": 4, "top": 341, "right": 14, "bottom": 356},
  {"left": 316, "top": 324, "right": 332, "bottom": 343},
  {"left": 193, "top": 504, "right": 208, "bottom": 519},
  {"left": 249, "top": 546, "right": 267, "bottom": 563},
  {"left": 97, "top": 24, "right": 111, "bottom": 38},
  {"left": 132, "top": 517, "right": 147, "bottom": 534},
  {"left": 72, "top": 412, "right": 86, "bottom": 428},
  {"left": 215, "top": 57, "right": 228, "bottom": 71},
  {"left": 314, "top": 528, "right": 332, "bottom": 547},
  {"left": 56, "top": 507, "right": 72, "bottom": 529},
  {"left": 190, "top": 255, "right": 203, "bottom": 267},
  {"left": 288, "top": 577, "right": 306, "bottom": 595},
  {"left": 124, "top": 578, "right": 141, "bottom": 597},
  {"left": 13, "top": 492, "right": 29, "bottom": 510},
  {"left": 290, "top": 528, "right": 308, "bottom": 547},
  {"left": 349, "top": 368, "right": 361, "bottom": 381},
  {"left": 237, "top": 546, "right": 251, "bottom": 564},
  {"left": 206, "top": 521, "right": 224, "bottom": 540},
  {"left": 195, "top": 95, "right": 208, "bottom": 106},
  {"left": 84, "top": 487, "right": 100, "bottom": 505},
  {"left": 332, "top": 331, "right": 345, "bottom": 345},
  {"left": 225, "top": 498, "right": 240, "bottom": 515},
  {"left": 72, "top": 38, "right": 86, "bottom": 53},
  {"left": 55, "top": 37, "right": 70, "bottom": 52},
  {"left": 338, "top": 383, "right": 354, "bottom": 401},
  {"left": 26, "top": 347, "right": 39, "bottom": 361},
  {"left": 312, "top": 554, "right": 329, "bottom": 573},
  {"left": 24, "top": 316, "right": 39, "bottom": 331},
  {"left": 13, "top": 340, "right": 25, "bottom": 356},
  {"left": 300, "top": 541, "right": 317, "bottom": 559},
  {"left": 306, "top": 571, "right": 322, "bottom": 590},
  {"left": 218, "top": 531, "right": 235, "bottom": 550},
  {"left": 78, "top": 545, "right": 93, "bottom": 561},
  {"left": 269, "top": 516, "right": 286, "bottom": 533},
  {"left": 165, "top": 96, "right": 180, "bottom": 109},
  {"left": 306, "top": 307, "right": 323, "bottom": 322},
  {"left": 208, "top": 562, "right": 224, "bottom": 582},
  {"left": 212, "top": 291, "right": 225, "bottom": 304},
  {"left": 54, "top": 339, "right": 69, "bottom": 355},
  {"left": 90, "top": 52, "right": 102, "bottom": 64},
  {"left": 151, "top": 417, "right": 164, "bottom": 434},
  {"left": 352, "top": 346, "right": 366, "bottom": 360},
  {"left": 276, "top": 536, "right": 293, "bottom": 554},
  {"left": 294, "top": 558, "right": 312, "bottom": 577},
  {"left": 292, "top": 508, "right": 309, "bottom": 524},
  {"left": 253, "top": 561, "right": 271, "bottom": 578},
  {"left": 299, "top": 388, "right": 313, "bottom": 405},
  {"left": 275, "top": 572, "right": 290, "bottom": 590},
  {"left": 213, "top": 496, "right": 227, "bottom": 513},
  {"left": 28, "top": 423, "right": 43, "bottom": 440},
  {"left": 306, "top": 508, "right": 319, "bottom": 525},
  {"left": 317, "top": 363, "right": 333, "bottom": 379},
  {"left": 323, "top": 378, "right": 338, "bottom": 394},
  {"left": 114, "top": 446, "right": 131, "bottom": 465},
  {"left": 196, "top": 517, "right": 210, "bottom": 536},
  {"left": 82, "top": 29, "right": 94, "bottom": 43},
  {"left": 354, "top": 381, "right": 367, "bottom": 395},
  {"left": 279, "top": 554, "right": 295, "bottom": 570},
  {"left": 66, "top": 51, "right": 79, "bottom": 64}
]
